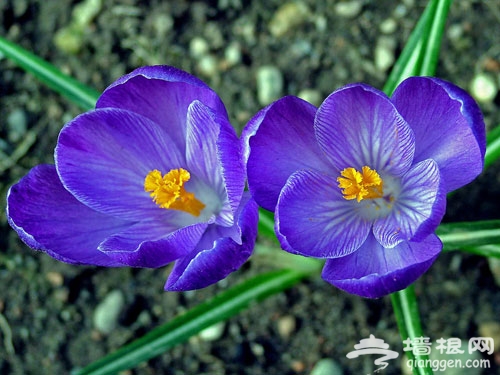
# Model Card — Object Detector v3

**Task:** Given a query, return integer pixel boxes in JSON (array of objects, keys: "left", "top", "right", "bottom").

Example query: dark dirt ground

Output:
[{"left": 2, "top": 0, "right": 500, "bottom": 374}]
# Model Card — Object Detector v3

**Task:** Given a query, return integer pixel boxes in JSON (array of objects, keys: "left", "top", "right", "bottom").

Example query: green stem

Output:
[
  {"left": 391, "top": 286, "right": 433, "bottom": 375},
  {"left": 419, "top": 0, "right": 452, "bottom": 76},
  {"left": 485, "top": 125, "right": 500, "bottom": 168},
  {"left": 0, "top": 35, "right": 99, "bottom": 110}
]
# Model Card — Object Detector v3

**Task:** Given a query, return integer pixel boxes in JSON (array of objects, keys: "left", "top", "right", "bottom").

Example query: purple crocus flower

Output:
[
  {"left": 7, "top": 65, "right": 258, "bottom": 291},
  {"left": 244, "top": 77, "right": 485, "bottom": 298}
]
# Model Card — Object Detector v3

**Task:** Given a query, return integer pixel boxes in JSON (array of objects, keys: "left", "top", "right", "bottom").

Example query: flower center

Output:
[
  {"left": 337, "top": 166, "right": 384, "bottom": 202},
  {"left": 144, "top": 168, "right": 205, "bottom": 216}
]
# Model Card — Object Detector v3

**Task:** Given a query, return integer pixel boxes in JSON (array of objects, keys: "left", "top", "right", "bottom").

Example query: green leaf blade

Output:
[
  {"left": 438, "top": 220, "right": 500, "bottom": 252},
  {"left": 391, "top": 287, "right": 434, "bottom": 375},
  {"left": 0, "top": 36, "right": 99, "bottom": 110}
]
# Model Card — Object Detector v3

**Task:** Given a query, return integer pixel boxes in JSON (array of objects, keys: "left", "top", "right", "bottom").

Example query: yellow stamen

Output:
[
  {"left": 144, "top": 168, "right": 205, "bottom": 216},
  {"left": 337, "top": 166, "right": 384, "bottom": 202}
]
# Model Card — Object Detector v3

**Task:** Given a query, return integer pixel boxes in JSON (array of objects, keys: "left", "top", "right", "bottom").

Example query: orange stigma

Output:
[
  {"left": 144, "top": 168, "right": 205, "bottom": 216},
  {"left": 337, "top": 166, "right": 384, "bottom": 202}
]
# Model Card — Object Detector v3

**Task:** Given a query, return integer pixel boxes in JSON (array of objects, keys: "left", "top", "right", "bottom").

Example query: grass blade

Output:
[
  {"left": 438, "top": 220, "right": 500, "bottom": 252},
  {"left": 0, "top": 35, "right": 99, "bottom": 110},
  {"left": 391, "top": 286, "right": 433, "bottom": 375}
]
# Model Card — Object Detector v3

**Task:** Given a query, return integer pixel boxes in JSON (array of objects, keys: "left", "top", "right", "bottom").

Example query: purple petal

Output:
[
  {"left": 55, "top": 108, "right": 185, "bottom": 221},
  {"left": 392, "top": 76, "right": 485, "bottom": 192},
  {"left": 97, "top": 65, "right": 228, "bottom": 155},
  {"left": 315, "top": 84, "right": 415, "bottom": 176},
  {"left": 6, "top": 165, "right": 130, "bottom": 266},
  {"left": 373, "top": 159, "right": 446, "bottom": 247},
  {"left": 186, "top": 101, "right": 244, "bottom": 226},
  {"left": 165, "top": 193, "right": 258, "bottom": 291},
  {"left": 98, "top": 222, "right": 208, "bottom": 268},
  {"left": 245, "top": 96, "right": 331, "bottom": 211},
  {"left": 322, "top": 233, "right": 442, "bottom": 298},
  {"left": 276, "top": 169, "right": 371, "bottom": 258}
]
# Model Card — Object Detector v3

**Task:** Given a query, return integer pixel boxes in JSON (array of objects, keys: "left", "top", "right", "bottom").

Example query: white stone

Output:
[
  {"left": 334, "top": 1, "right": 363, "bottom": 18},
  {"left": 224, "top": 42, "right": 242, "bottom": 67},
  {"left": 311, "top": 359, "right": 343, "bottom": 375},
  {"left": 269, "top": 2, "right": 310, "bottom": 37},
  {"left": 256, "top": 66, "right": 284, "bottom": 105},
  {"left": 93, "top": 290, "right": 125, "bottom": 334},
  {"left": 470, "top": 73, "right": 497, "bottom": 103},
  {"left": 189, "top": 37, "right": 210, "bottom": 58},
  {"left": 297, "top": 89, "right": 322, "bottom": 106},
  {"left": 197, "top": 54, "right": 219, "bottom": 77},
  {"left": 380, "top": 18, "right": 397, "bottom": 34},
  {"left": 277, "top": 315, "right": 296, "bottom": 339},
  {"left": 199, "top": 322, "right": 225, "bottom": 341},
  {"left": 7, "top": 109, "right": 27, "bottom": 143},
  {"left": 375, "top": 37, "right": 396, "bottom": 72}
]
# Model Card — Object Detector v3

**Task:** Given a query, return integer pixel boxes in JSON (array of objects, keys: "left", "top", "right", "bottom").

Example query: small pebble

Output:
[
  {"left": 380, "top": 18, "right": 397, "bottom": 34},
  {"left": 73, "top": 0, "right": 102, "bottom": 26},
  {"left": 54, "top": 26, "right": 84, "bottom": 54},
  {"left": 375, "top": 36, "right": 396, "bottom": 72},
  {"left": 197, "top": 54, "right": 219, "bottom": 77},
  {"left": 393, "top": 4, "right": 409, "bottom": 18},
  {"left": 152, "top": 14, "right": 173, "bottom": 36},
  {"left": 7, "top": 108, "right": 27, "bottom": 143},
  {"left": 53, "top": 289, "right": 69, "bottom": 303},
  {"left": 199, "top": 322, "right": 225, "bottom": 341},
  {"left": 256, "top": 65, "right": 284, "bottom": 106},
  {"left": 204, "top": 22, "right": 224, "bottom": 49},
  {"left": 190, "top": 37, "right": 210, "bottom": 58},
  {"left": 93, "top": 290, "right": 125, "bottom": 334},
  {"left": 314, "top": 15, "right": 327, "bottom": 32},
  {"left": 251, "top": 342, "right": 265, "bottom": 357},
  {"left": 60, "top": 309, "right": 72, "bottom": 321},
  {"left": 334, "top": 1, "right": 363, "bottom": 18},
  {"left": 310, "top": 358, "right": 343, "bottom": 375},
  {"left": 13, "top": 0, "right": 28, "bottom": 17},
  {"left": 290, "top": 360, "right": 305, "bottom": 372},
  {"left": 46, "top": 271, "right": 64, "bottom": 287},
  {"left": 297, "top": 89, "right": 322, "bottom": 106},
  {"left": 470, "top": 73, "right": 497, "bottom": 103},
  {"left": 277, "top": 315, "right": 296, "bottom": 339},
  {"left": 447, "top": 24, "right": 464, "bottom": 42},
  {"left": 483, "top": 57, "right": 500, "bottom": 73},
  {"left": 269, "top": 2, "right": 310, "bottom": 37},
  {"left": 224, "top": 42, "right": 242, "bottom": 67}
]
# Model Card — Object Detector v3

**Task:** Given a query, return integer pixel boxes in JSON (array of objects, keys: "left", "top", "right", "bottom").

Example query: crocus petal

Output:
[
  {"left": 276, "top": 169, "right": 371, "bottom": 258},
  {"left": 315, "top": 84, "right": 415, "bottom": 176},
  {"left": 373, "top": 159, "right": 446, "bottom": 247},
  {"left": 99, "top": 222, "right": 208, "bottom": 268},
  {"left": 56, "top": 108, "right": 185, "bottom": 221},
  {"left": 165, "top": 193, "right": 258, "bottom": 291},
  {"left": 322, "top": 233, "right": 442, "bottom": 298},
  {"left": 97, "top": 65, "right": 228, "bottom": 154},
  {"left": 392, "top": 76, "right": 486, "bottom": 192},
  {"left": 245, "top": 96, "right": 331, "bottom": 211},
  {"left": 185, "top": 100, "right": 244, "bottom": 226},
  {"left": 6, "top": 165, "right": 130, "bottom": 266}
]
